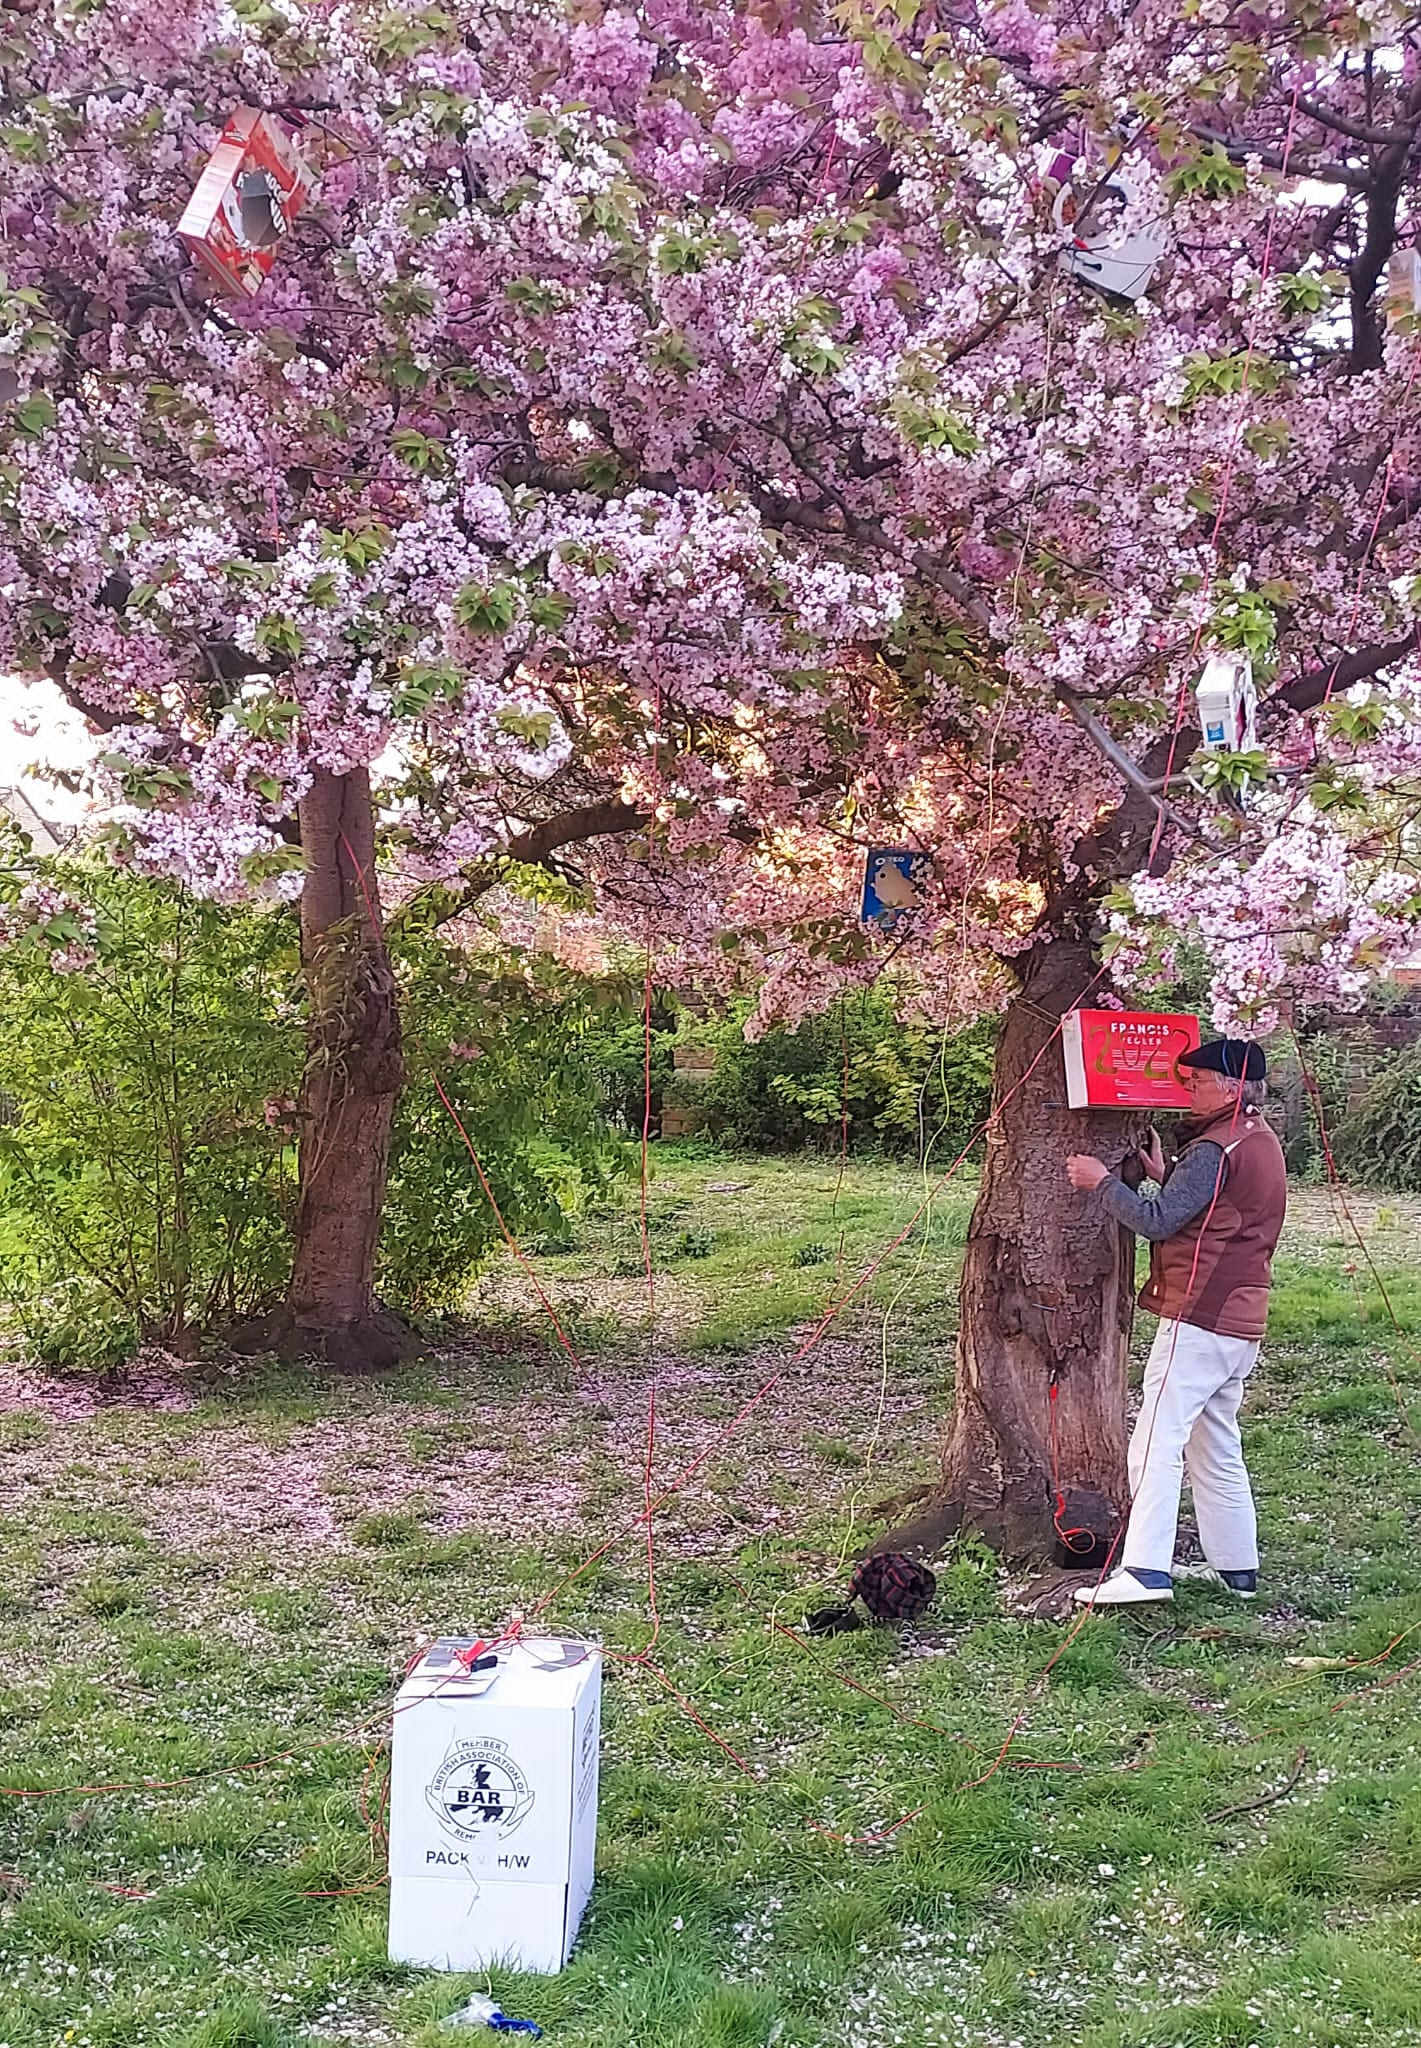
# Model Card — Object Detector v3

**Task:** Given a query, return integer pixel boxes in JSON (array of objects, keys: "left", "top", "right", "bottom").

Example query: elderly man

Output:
[{"left": 1065, "top": 1038, "right": 1287, "bottom": 1607}]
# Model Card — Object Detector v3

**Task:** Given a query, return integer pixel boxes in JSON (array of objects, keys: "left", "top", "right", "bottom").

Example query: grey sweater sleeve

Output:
[{"left": 1098, "top": 1142, "right": 1226, "bottom": 1242}]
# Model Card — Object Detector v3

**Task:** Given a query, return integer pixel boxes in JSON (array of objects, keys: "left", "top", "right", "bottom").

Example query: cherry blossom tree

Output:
[{"left": 3, "top": 0, "right": 1420, "bottom": 1545}]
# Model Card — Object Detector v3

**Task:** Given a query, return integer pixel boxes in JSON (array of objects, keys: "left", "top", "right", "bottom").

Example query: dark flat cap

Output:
[{"left": 1179, "top": 1038, "right": 1266, "bottom": 1082}]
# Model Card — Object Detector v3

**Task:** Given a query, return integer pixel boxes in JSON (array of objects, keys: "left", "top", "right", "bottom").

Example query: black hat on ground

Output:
[{"left": 1179, "top": 1037, "right": 1266, "bottom": 1082}]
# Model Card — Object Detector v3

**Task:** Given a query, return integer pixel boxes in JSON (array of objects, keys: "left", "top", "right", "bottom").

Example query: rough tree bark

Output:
[
  {"left": 242, "top": 765, "right": 415, "bottom": 1369},
  {"left": 284, "top": 765, "right": 414, "bottom": 1367},
  {"left": 886, "top": 937, "right": 1143, "bottom": 1564}
]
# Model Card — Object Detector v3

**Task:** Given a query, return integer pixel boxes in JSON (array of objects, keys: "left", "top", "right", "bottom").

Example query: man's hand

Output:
[
  {"left": 1138, "top": 1128, "right": 1167, "bottom": 1183},
  {"left": 1066, "top": 1154, "right": 1111, "bottom": 1192}
]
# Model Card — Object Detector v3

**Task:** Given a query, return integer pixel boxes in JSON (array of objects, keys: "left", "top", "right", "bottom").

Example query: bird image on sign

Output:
[{"left": 862, "top": 849, "right": 929, "bottom": 929}]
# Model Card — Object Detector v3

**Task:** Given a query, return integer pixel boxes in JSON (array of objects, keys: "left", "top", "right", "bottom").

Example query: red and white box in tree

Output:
[
  {"left": 177, "top": 107, "right": 316, "bottom": 300},
  {"left": 388, "top": 1637, "right": 600, "bottom": 1975},
  {"left": 1062, "top": 1009, "right": 1201, "bottom": 1111},
  {"left": 1195, "top": 651, "right": 1257, "bottom": 755}
]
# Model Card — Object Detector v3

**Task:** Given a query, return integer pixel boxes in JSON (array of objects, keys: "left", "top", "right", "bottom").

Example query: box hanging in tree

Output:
[
  {"left": 389, "top": 1636, "right": 600, "bottom": 1974},
  {"left": 1051, "top": 166, "right": 1167, "bottom": 304},
  {"left": 1062, "top": 1009, "right": 1201, "bottom": 1110},
  {"left": 1195, "top": 651, "right": 1257, "bottom": 754},
  {"left": 861, "top": 848, "right": 929, "bottom": 930},
  {"left": 177, "top": 107, "right": 316, "bottom": 299}
]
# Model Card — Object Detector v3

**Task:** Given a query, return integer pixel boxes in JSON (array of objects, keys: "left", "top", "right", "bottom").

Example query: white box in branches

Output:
[
  {"left": 388, "top": 1636, "right": 601, "bottom": 1974},
  {"left": 1052, "top": 168, "right": 1167, "bottom": 304},
  {"left": 1195, "top": 652, "right": 1257, "bottom": 755}
]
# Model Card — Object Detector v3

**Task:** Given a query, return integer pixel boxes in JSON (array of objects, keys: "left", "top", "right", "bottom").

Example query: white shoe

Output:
[
  {"left": 1171, "top": 1563, "right": 1257, "bottom": 1599},
  {"left": 1073, "top": 1570, "right": 1174, "bottom": 1608}
]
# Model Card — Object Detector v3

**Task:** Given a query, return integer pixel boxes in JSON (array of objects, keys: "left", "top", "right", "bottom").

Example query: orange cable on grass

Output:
[
  {"left": 511, "top": 967, "right": 1111, "bottom": 1639},
  {"left": 636, "top": 939, "right": 662, "bottom": 1663}
]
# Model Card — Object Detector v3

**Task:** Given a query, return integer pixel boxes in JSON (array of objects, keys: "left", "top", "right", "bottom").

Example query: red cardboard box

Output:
[
  {"left": 1062, "top": 1009, "right": 1200, "bottom": 1110},
  {"left": 177, "top": 107, "right": 315, "bottom": 300}
]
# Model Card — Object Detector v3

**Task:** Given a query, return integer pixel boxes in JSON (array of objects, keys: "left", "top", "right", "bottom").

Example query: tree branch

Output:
[
  {"left": 505, "top": 798, "right": 645, "bottom": 865},
  {"left": 390, "top": 798, "right": 647, "bottom": 936},
  {"left": 1191, "top": 125, "right": 1371, "bottom": 193},
  {"left": 1056, "top": 686, "right": 1166, "bottom": 797},
  {"left": 1348, "top": 79, "right": 1421, "bottom": 371},
  {"left": 1297, "top": 95, "right": 1416, "bottom": 148},
  {"left": 1056, "top": 686, "right": 1224, "bottom": 855},
  {"left": 1271, "top": 630, "right": 1420, "bottom": 720}
]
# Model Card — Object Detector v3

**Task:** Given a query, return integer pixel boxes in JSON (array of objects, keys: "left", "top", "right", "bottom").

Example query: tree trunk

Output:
[
  {"left": 258, "top": 766, "right": 414, "bottom": 1370},
  {"left": 888, "top": 939, "right": 1141, "bottom": 1563}
]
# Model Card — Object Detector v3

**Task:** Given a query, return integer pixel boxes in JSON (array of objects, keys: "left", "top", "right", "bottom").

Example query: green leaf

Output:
[
  {"left": 528, "top": 592, "right": 573, "bottom": 634},
  {"left": 13, "top": 392, "right": 55, "bottom": 436},
  {"left": 891, "top": 396, "right": 981, "bottom": 456},
  {"left": 1166, "top": 142, "right": 1248, "bottom": 200},
  {"left": 391, "top": 660, "right": 463, "bottom": 716},
  {"left": 324, "top": 523, "right": 391, "bottom": 570},
  {"left": 506, "top": 275, "right": 557, "bottom": 315},
  {"left": 1181, "top": 351, "right": 1283, "bottom": 407},
  {"left": 1211, "top": 589, "right": 1277, "bottom": 659},
  {"left": 391, "top": 427, "right": 443, "bottom": 473},
  {"left": 1278, "top": 270, "right": 1331, "bottom": 319},
  {"left": 1326, "top": 696, "right": 1386, "bottom": 745},
  {"left": 453, "top": 581, "right": 521, "bottom": 635},
  {"left": 254, "top": 616, "right": 305, "bottom": 660}
]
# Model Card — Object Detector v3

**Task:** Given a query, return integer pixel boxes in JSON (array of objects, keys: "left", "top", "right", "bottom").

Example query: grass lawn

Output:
[{"left": 4, "top": 1151, "right": 1421, "bottom": 2048}]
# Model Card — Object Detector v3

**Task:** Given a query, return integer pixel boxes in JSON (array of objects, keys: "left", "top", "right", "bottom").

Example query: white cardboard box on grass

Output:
[{"left": 388, "top": 1636, "right": 601, "bottom": 1974}]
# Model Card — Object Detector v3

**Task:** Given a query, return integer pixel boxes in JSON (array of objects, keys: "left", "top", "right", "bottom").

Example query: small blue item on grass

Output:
[
  {"left": 442, "top": 1992, "right": 543, "bottom": 2037},
  {"left": 861, "top": 848, "right": 929, "bottom": 931}
]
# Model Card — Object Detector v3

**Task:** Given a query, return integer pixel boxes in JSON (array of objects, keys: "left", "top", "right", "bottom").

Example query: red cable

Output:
[
  {"left": 1146, "top": 84, "right": 1302, "bottom": 871},
  {"left": 606, "top": 1648, "right": 759, "bottom": 1778},
  {"left": 949, "top": 1084, "right": 1252, "bottom": 1809},
  {"left": 722, "top": 1570, "right": 1079, "bottom": 1772},
  {"left": 638, "top": 943, "right": 662, "bottom": 1661},
  {"left": 1047, "top": 1378, "right": 1098, "bottom": 1557},
  {"left": 322, "top": 835, "right": 1199, "bottom": 1836},
  {"left": 476, "top": 968, "right": 1109, "bottom": 1642},
  {"left": 431, "top": 1075, "right": 582, "bottom": 1367},
  {"left": 333, "top": 826, "right": 584, "bottom": 1373},
  {"left": 1318, "top": 347, "right": 1421, "bottom": 711},
  {"left": 1330, "top": 1652, "right": 1421, "bottom": 1717}
]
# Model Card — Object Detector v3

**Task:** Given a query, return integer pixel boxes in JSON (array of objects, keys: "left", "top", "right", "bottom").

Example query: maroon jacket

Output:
[{"left": 1138, "top": 1104, "right": 1288, "bottom": 1340}]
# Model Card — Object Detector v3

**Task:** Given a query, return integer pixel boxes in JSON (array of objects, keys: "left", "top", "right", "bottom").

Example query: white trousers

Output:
[{"left": 1121, "top": 1319, "right": 1260, "bottom": 1576}]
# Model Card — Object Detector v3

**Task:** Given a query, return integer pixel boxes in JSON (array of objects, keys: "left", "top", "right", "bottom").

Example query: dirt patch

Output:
[{"left": 0, "top": 1326, "right": 935, "bottom": 1569}]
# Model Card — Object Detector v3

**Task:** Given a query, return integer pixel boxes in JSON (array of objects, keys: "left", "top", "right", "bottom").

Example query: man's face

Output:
[{"left": 1183, "top": 1064, "right": 1239, "bottom": 1118}]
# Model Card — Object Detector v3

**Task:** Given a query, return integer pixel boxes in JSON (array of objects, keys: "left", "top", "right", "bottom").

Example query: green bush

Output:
[
  {"left": 1333, "top": 1036, "right": 1421, "bottom": 1190},
  {"left": 670, "top": 996, "right": 997, "bottom": 1157},
  {"left": 582, "top": 1004, "right": 676, "bottom": 1133},
  {"left": 0, "top": 855, "right": 301, "bottom": 1366},
  {"left": 381, "top": 918, "right": 634, "bottom": 1315},
  {"left": 1270, "top": 1032, "right": 1352, "bottom": 1179},
  {"left": 0, "top": 842, "right": 639, "bottom": 1361}
]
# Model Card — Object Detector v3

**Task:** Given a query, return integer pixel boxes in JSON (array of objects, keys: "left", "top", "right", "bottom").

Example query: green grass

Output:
[{"left": 3, "top": 1154, "right": 1421, "bottom": 2046}]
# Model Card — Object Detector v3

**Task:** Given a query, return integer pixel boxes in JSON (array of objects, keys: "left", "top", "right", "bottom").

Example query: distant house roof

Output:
[{"left": 0, "top": 784, "right": 71, "bottom": 855}]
